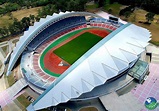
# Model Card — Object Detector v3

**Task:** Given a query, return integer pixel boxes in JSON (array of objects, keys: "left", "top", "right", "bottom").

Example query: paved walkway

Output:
[
  {"left": 146, "top": 44, "right": 159, "bottom": 64},
  {"left": 0, "top": 78, "right": 28, "bottom": 108},
  {"left": 0, "top": 37, "right": 28, "bottom": 111},
  {"left": 100, "top": 92, "right": 144, "bottom": 111},
  {"left": 131, "top": 63, "right": 159, "bottom": 111}
]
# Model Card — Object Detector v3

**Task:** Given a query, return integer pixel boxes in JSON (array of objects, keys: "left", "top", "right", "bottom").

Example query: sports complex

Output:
[{"left": 5, "top": 11, "right": 152, "bottom": 111}]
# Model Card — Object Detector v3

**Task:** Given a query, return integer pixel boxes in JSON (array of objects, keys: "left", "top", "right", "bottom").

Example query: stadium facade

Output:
[{"left": 6, "top": 11, "right": 151, "bottom": 111}]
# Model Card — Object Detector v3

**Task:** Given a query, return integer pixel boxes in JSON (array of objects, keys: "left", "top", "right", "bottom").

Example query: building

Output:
[{"left": 6, "top": 11, "right": 151, "bottom": 111}]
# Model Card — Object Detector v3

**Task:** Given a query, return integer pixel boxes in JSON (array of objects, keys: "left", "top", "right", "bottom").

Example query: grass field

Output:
[
  {"left": 12, "top": 7, "right": 41, "bottom": 21},
  {"left": 0, "top": 7, "right": 41, "bottom": 28},
  {"left": 16, "top": 94, "right": 31, "bottom": 108},
  {"left": 0, "top": 15, "right": 13, "bottom": 28},
  {"left": 53, "top": 32, "right": 102, "bottom": 64}
]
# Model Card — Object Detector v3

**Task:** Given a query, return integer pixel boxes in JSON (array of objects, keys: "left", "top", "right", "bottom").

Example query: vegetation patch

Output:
[
  {"left": 16, "top": 94, "right": 31, "bottom": 107},
  {"left": 6, "top": 73, "right": 15, "bottom": 87},
  {"left": 0, "top": 15, "right": 13, "bottom": 28},
  {"left": 104, "top": 2, "right": 122, "bottom": 15},
  {"left": 86, "top": 3, "right": 98, "bottom": 10},
  {"left": 12, "top": 7, "right": 41, "bottom": 21},
  {"left": 149, "top": 40, "right": 159, "bottom": 46}
]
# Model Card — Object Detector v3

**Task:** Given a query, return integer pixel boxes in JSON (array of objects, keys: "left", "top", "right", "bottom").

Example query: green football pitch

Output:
[{"left": 53, "top": 32, "right": 102, "bottom": 64}]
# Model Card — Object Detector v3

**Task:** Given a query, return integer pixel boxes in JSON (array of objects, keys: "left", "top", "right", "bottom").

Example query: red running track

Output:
[{"left": 43, "top": 29, "right": 110, "bottom": 74}]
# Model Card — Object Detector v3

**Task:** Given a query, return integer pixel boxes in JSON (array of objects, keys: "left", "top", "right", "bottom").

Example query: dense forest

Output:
[
  {"left": 0, "top": 0, "right": 159, "bottom": 38},
  {"left": 0, "top": 0, "right": 88, "bottom": 15},
  {"left": 111, "top": 0, "right": 159, "bottom": 14}
]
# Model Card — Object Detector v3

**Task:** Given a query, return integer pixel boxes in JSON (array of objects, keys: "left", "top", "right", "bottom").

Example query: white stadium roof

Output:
[
  {"left": 25, "top": 13, "right": 151, "bottom": 110},
  {"left": 6, "top": 11, "right": 151, "bottom": 110}
]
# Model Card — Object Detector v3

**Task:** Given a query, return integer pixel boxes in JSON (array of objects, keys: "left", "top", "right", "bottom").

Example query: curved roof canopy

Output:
[
  {"left": 26, "top": 16, "right": 151, "bottom": 110},
  {"left": 7, "top": 11, "right": 101, "bottom": 75}
]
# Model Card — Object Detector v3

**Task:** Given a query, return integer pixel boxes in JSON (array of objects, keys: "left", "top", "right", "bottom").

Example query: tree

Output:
[
  {"left": 29, "top": 14, "right": 35, "bottom": 25},
  {"left": 124, "top": 11, "right": 131, "bottom": 20},
  {"left": 98, "top": 0, "right": 105, "bottom": 7},
  {"left": 21, "top": 17, "right": 31, "bottom": 30},
  {"left": 0, "top": 27, "right": 9, "bottom": 37},
  {"left": 8, "top": 19, "right": 23, "bottom": 35},
  {"left": 145, "top": 12, "right": 155, "bottom": 23},
  {"left": 108, "top": 8, "right": 112, "bottom": 14}
]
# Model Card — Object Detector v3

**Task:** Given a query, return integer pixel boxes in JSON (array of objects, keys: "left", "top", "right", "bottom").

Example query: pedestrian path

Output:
[
  {"left": 146, "top": 44, "right": 159, "bottom": 64},
  {"left": 131, "top": 63, "right": 159, "bottom": 111},
  {"left": 0, "top": 78, "right": 28, "bottom": 108},
  {"left": 151, "top": 53, "right": 159, "bottom": 64}
]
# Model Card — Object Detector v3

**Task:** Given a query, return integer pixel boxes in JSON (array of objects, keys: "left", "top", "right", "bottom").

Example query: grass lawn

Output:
[
  {"left": 16, "top": 94, "right": 31, "bottom": 107},
  {"left": 86, "top": 4, "right": 98, "bottom": 10},
  {"left": 0, "top": 7, "right": 41, "bottom": 28},
  {"left": 128, "top": 9, "right": 159, "bottom": 44},
  {"left": 12, "top": 7, "right": 41, "bottom": 21},
  {"left": 85, "top": 1, "right": 98, "bottom": 12},
  {"left": 6, "top": 72, "right": 15, "bottom": 87},
  {"left": 0, "top": 15, "right": 13, "bottom": 28},
  {"left": 53, "top": 32, "right": 102, "bottom": 64}
]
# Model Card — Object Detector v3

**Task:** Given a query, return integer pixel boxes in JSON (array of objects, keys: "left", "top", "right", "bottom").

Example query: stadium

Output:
[{"left": 6, "top": 11, "right": 151, "bottom": 111}]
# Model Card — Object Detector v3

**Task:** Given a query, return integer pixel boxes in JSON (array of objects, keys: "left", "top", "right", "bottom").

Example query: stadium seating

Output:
[
  {"left": 21, "top": 52, "right": 55, "bottom": 90},
  {"left": 21, "top": 16, "right": 123, "bottom": 90},
  {"left": 89, "top": 17, "right": 123, "bottom": 27},
  {"left": 27, "top": 16, "right": 86, "bottom": 51},
  {"left": 90, "top": 22, "right": 118, "bottom": 31},
  {"left": 21, "top": 16, "right": 87, "bottom": 90}
]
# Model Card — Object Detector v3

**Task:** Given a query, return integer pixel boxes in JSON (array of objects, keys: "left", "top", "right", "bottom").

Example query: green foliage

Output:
[
  {"left": 0, "top": 27, "right": 9, "bottom": 37},
  {"left": 37, "top": 4, "right": 57, "bottom": 18},
  {"left": 149, "top": 40, "right": 159, "bottom": 46},
  {"left": 105, "top": 0, "right": 110, "bottom": 5},
  {"left": 0, "top": 3, "right": 20, "bottom": 15},
  {"left": 86, "top": 4, "right": 98, "bottom": 10},
  {"left": 0, "top": 14, "right": 36, "bottom": 37},
  {"left": 9, "top": 18, "right": 23, "bottom": 35},
  {"left": 124, "top": 11, "right": 131, "bottom": 19},
  {"left": 21, "top": 17, "right": 31, "bottom": 29},
  {"left": 112, "top": 0, "right": 159, "bottom": 14},
  {"left": 16, "top": 94, "right": 31, "bottom": 107},
  {"left": 145, "top": 12, "right": 155, "bottom": 23},
  {"left": 104, "top": 2, "right": 122, "bottom": 15},
  {"left": 54, "top": 0, "right": 87, "bottom": 11},
  {"left": 6, "top": 73, "right": 15, "bottom": 87},
  {"left": 108, "top": 8, "right": 112, "bottom": 14},
  {"left": 119, "top": 5, "right": 134, "bottom": 16},
  {"left": 98, "top": 0, "right": 106, "bottom": 7}
]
